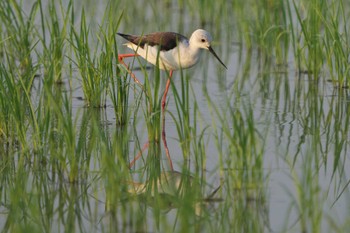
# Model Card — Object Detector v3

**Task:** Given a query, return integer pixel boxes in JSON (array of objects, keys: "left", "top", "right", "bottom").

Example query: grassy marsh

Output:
[{"left": 1, "top": 0, "right": 350, "bottom": 232}]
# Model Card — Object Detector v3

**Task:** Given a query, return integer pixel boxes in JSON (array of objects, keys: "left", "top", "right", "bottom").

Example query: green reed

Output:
[
  {"left": 321, "top": 0, "right": 350, "bottom": 87},
  {"left": 0, "top": 62, "right": 38, "bottom": 152},
  {"left": 285, "top": 146, "right": 324, "bottom": 233},
  {"left": 95, "top": 5, "right": 130, "bottom": 125},
  {"left": 231, "top": 0, "right": 290, "bottom": 66},
  {"left": 0, "top": 0, "right": 39, "bottom": 89},
  {"left": 142, "top": 65, "right": 162, "bottom": 143},
  {"left": 326, "top": 91, "right": 350, "bottom": 178},
  {"left": 0, "top": 64, "right": 45, "bottom": 232},
  {"left": 70, "top": 10, "right": 104, "bottom": 107},
  {"left": 170, "top": 71, "right": 192, "bottom": 159},
  {"left": 0, "top": 64, "right": 14, "bottom": 141},
  {"left": 39, "top": 0, "right": 71, "bottom": 83},
  {"left": 287, "top": 0, "right": 326, "bottom": 76}
]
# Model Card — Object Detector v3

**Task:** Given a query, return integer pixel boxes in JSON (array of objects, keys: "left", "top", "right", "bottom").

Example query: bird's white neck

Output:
[{"left": 177, "top": 42, "right": 202, "bottom": 69}]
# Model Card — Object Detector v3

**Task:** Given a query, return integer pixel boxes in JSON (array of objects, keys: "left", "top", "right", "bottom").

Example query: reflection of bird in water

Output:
[
  {"left": 127, "top": 171, "right": 222, "bottom": 215},
  {"left": 128, "top": 171, "right": 192, "bottom": 196}
]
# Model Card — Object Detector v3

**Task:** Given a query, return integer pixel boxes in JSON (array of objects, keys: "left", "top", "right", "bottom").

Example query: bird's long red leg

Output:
[
  {"left": 117, "top": 54, "right": 143, "bottom": 87},
  {"left": 161, "top": 71, "right": 172, "bottom": 113},
  {"left": 161, "top": 70, "right": 174, "bottom": 171}
]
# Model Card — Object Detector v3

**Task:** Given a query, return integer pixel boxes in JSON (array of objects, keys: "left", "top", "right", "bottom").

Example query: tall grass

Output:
[
  {"left": 1, "top": 0, "right": 350, "bottom": 232},
  {"left": 0, "top": 0, "right": 39, "bottom": 89},
  {"left": 96, "top": 8, "right": 130, "bottom": 125},
  {"left": 170, "top": 71, "right": 193, "bottom": 160},
  {"left": 39, "top": 0, "right": 71, "bottom": 83},
  {"left": 288, "top": 0, "right": 326, "bottom": 76},
  {"left": 286, "top": 0, "right": 350, "bottom": 85},
  {"left": 70, "top": 9, "right": 106, "bottom": 107},
  {"left": 0, "top": 61, "right": 39, "bottom": 153},
  {"left": 321, "top": 0, "right": 350, "bottom": 87},
  {"left": 230, "top": 0, "right": 290, "bottom": 66}
]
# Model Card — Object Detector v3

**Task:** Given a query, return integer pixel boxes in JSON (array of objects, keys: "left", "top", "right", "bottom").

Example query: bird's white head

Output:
[
  {"left": 189, "top": 29, "right": 227, "bottom": 69},
  {"left": 189, "top": 29, "right": 213, "bottom": 50}
]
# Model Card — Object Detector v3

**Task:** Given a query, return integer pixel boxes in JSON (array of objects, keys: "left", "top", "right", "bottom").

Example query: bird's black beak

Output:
[{"left": 208, "top": 46, "right": 227, "bottom": 69}]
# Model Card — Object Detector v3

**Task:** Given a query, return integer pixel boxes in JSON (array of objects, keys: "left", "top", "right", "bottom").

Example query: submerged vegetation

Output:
[{"left": 0, "top": 0, "right": 350, "bottom": 232}]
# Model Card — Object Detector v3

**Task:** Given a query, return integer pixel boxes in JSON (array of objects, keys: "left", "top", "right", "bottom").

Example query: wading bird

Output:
[{"left": 117, "top": 29, "right": 227, "bottom": 170}]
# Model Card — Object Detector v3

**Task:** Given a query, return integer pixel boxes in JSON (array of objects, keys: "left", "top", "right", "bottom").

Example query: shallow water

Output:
[{"left": 2, "top": 0, "right": 350, "bottom": 232}]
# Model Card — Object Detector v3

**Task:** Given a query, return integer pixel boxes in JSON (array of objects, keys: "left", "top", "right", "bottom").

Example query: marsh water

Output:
[{"left": 1, "top": 0, "right": 350, "bottom": 232}]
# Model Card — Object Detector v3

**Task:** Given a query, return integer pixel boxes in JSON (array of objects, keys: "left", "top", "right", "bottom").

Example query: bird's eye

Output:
[{"left": 201, "top": 39, "right": 206, "bottom": 43}]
